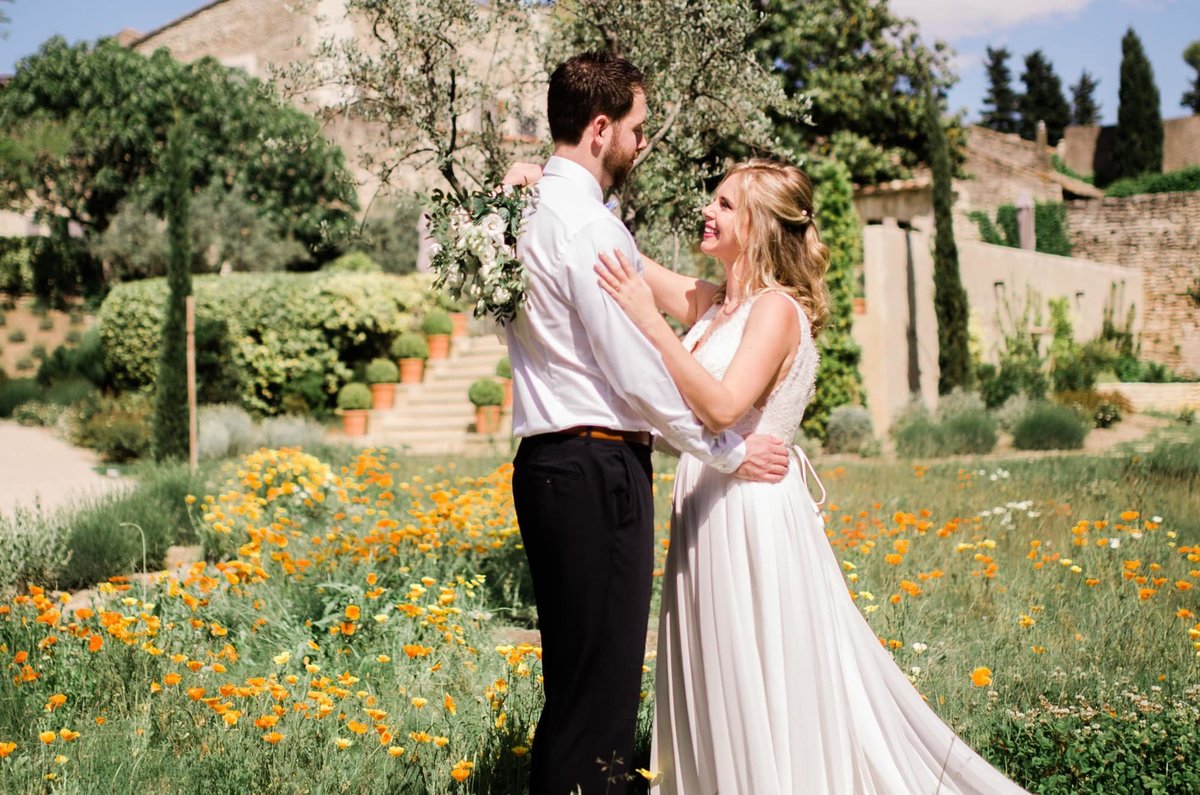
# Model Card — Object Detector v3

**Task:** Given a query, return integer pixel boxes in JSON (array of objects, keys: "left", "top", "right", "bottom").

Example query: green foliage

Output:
[
  {"left": 981, "top": 47, "right": 1019, "bottom": 135},
  {"left": 391, "top": 332, "right": 429, "bottom": 361},
  {"left": 1112, "top": 28, "right": 1164, "bottom": 183},
  {"left": 823, "top": 405, "right": 877, "bottom": 456},
  {"left": 0, "top": 506, "right": 71, "bottom": 591},
  {"left": 803, "top": 158, "right": 864, "bottom": 441},
  {"left": 153, "top": 120, "right": 193, "bottom": 463},
  {"left": 36, "top": 315, "right": 52, "bottom": 331},
  {"left": 468, "top": 378, "right": 503, "bottom": 407},
  {"left": 1012, "top": 402, "right": 1090, "bottom": 450},
  {"left": 325, "top": 251, "right": 382, "bottom": 274},
  {"left": 58, "top": 463, "right": 204, "bottom": 590},
  {"left": 927, "top": 90, "right": 971, "bottom": 394},
  {"left": 991, "top": 691, "right": 1200, "bottom": 793},
  {"left": 969, "top": 202, "right": 1072, "bottom": 256},
  {"left": 420, "top": 310, "right": 454, "bottom": 336},
  {"left": 0, "top": 37, "right": 358, "bottom": 278},
  {"left": 1070, "top": 69, "right": 1101, "bottom": 126},
  {"left": 91, "top": 184, "right": 310, "bottom": 280},
  {"left": 495, "top": 356, "right": 511, "bottom": 380},
  {"left": 1141, "top": 431, "right": 1200, "bottom": 483},
  {"left": 551, "top": 0, "right": 804, "bottom": 244},
  {"left": 1053, "top": 389, "right": 1131, "bottom": 429},
  {"left": 1050, "top": 154, "right": 1093, "bottom": 185},
  {"left": 6, "top": 327, "right": 24, "bottom": 343},
  {"left": 1104, "top": 165, "right": 1200, "bottom": 197},
  {"left": 336, "top": 382, "right": 372, "bottom": 411},
  {"left": 13, "top": 355, "right": 33, "bottom": 372},
  {"left": 1017, "top": 50, "right": 1070, "bottom": 145},
  {"left": 36, "top": 329, "right": 107, "bottom": 388},
  {"left": 67, "top": 392, "right": 154, "bottom": 463},
  {"left": 11, "top": 400, "right": 62, "bottom": 427},
  {"left": 891, "top": 394, "right": 998, "bottom": 458},
  {"left": 97, "top": 272, "right": 437, "bottom": 415},
  {"left": 352, "top": 199, "right": 423, "bottom": 276},
  {"left": 0, "top": 377, "right": 39, "bottom": 417},
  {"left": 754, "top": 0, "right": 955, "bottom": 184},
  {"left": 1184, "top": 40, "right": 1200, "bottom": 113},
  {"left": 365, "top": 357, "right": 398, "bottom": 384}
]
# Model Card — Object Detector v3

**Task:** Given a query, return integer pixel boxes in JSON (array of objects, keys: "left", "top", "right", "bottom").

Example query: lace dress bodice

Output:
[{"left": 680, "top": 292, "right": 819, "bottom": 441}]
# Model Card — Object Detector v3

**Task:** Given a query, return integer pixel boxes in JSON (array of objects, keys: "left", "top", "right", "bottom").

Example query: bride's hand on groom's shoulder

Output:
[
  {"left": 734, "top": 435, "right": 790, "bottom": 483},
  {"left": 501, "top": 162, "right": 544, "bottom": 187},
  {"left": 595, "top": 250, "right": 659, "bottom": 332}
]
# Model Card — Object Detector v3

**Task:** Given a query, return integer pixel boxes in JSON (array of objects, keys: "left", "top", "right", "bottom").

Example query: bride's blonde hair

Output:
[{"left": 716, "top": 158, "right": 831, "bottom": 338}]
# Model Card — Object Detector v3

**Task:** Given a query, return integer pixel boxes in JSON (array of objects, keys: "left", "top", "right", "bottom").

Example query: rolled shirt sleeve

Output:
[{"left": 564, "top": 216, "right": 746, "bottom": 474}]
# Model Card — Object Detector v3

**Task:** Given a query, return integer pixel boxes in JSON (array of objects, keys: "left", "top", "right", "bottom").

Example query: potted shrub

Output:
[
  {"left": 391, "top": 333, "right": 429, "bottom": 384},
  {"left": 366, "top": 358, "right": 399, "bottom": 410},
  {"left": 422, "top": 310, "right": 454, "bottom": 360},
  {"left": 496, "top": 356, "right": 513, "bottom": 411},
  {"left": 337, "top": 382, "right": 372, "bottom": 436},
  {"left": 468, "top": 378, "right": 504, "bottom": 435}
]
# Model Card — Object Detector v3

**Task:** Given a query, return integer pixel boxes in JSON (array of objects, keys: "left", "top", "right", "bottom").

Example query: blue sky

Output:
[{"left": 0, "top": 0, "right": 1195, "bottom": 126}]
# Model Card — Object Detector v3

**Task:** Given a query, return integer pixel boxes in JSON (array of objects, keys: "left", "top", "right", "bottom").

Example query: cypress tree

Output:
[
  {"left": 1181, "top": 40, "right": 1200, "bottom": 113},
  {"left": 1017, "top": 50, "right": 1071, "bottom": 145},
  {"left": 1113, "top": 28, "right": 1163, "bottom": 181},
  {"left": 803, "top": 157, "right": 864, "bottom": 441},
  {"left": 1070, "top": 70, "right": 1101, "bottom": 126},
  {"left": 926, "top": 89, "right": 971, "bottom": 394},
  {"left": 980, "top": 47, "right": 1019, "bottom": 134},
  {"left": 152, "top": 117, "right": 193, "bottom": 462}
]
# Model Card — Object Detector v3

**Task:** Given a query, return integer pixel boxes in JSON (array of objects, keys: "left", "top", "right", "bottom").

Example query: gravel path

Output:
[{"left": 0, "top": 421, "right": 126, "bottom": 518}]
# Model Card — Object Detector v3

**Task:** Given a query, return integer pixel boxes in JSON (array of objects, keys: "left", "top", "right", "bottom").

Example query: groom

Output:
[{"left": 506, "top": 51, "right": 790, "bottom": 793}]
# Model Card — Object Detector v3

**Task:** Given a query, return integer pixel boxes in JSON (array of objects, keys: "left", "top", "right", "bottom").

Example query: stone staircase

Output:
[{"left": 364, "top": 334, "right": 515, "bottom": 456}]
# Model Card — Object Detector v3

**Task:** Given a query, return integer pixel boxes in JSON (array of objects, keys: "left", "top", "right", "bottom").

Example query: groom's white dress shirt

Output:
[{"left": 506, "top": 156, "right": 746, "bottom": 473}]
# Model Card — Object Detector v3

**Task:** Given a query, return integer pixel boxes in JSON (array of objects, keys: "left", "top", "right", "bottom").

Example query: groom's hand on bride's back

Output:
[{"left": 734, "top": 435, "right": 790, "bottom": 483}]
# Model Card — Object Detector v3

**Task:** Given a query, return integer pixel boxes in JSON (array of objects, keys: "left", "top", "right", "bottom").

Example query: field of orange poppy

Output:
[{"left": 0, "top": 445, "right": 1197, "bottom": 792}]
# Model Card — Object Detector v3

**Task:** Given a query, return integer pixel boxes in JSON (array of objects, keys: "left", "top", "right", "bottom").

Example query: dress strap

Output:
[{"left": 791, "top": 444, "right": 827, "bottom": 509}]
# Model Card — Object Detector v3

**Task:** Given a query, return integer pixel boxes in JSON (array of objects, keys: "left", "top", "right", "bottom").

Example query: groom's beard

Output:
[{"left": 602, "top": 139, "right": 636, "bottom": 192}]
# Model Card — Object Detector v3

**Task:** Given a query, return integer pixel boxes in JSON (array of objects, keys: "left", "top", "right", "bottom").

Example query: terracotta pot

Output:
[
  {"left": 398, "top": 358, "right": 425, "bottom": 384},
  {"left": 500, "top": 378, "right": 513, "bottom": 411},
  {"left": 342, "top": 409, "right": 369, "bottom": 437},
  {"left": 427, "top": 334, "right": 451, "bottom": 361},
  {"left": 475, "top": 405, "right": 502, "bottom": 435},
  {"left": 852, "top": 297, "right": 867, "bottom": 315},
  {"left": 370, "top": 382, "right": 396, "bottom": 411},
  {"left": 450, "top": 312, "right": 469, "bottom": 339}
]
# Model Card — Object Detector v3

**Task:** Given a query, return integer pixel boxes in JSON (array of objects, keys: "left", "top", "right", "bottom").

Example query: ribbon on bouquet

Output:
[{"left": 790, "top": 444, "right": 827, "bottom": 515}]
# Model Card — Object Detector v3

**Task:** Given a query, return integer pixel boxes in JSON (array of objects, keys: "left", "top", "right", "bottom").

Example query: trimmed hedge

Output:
[
  {"left": 1105, "top": 165, "right": 1200, "bottom": 198},
  {"left": 97, "top": 272, "right": 439, "bottom": 414}
]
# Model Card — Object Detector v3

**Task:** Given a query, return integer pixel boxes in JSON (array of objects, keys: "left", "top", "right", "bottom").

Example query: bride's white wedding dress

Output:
[{"left": 651, "top": 293, "right": 1026, "bottom": 794}]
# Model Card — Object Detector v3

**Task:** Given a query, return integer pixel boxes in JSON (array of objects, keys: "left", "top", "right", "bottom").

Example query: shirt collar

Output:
[{"left": 543, "top": 156, "right": 604, "bottom": 203}]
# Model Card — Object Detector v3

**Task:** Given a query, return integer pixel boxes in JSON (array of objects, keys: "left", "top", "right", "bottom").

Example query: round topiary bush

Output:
[
  {"left": 324, "top": 251, "right": 382, "bottom": 273},
  {"left": 421, "top": 310, "right": 454, "bottom": 336},
  {"left": 336, "top": 382, "right": 372, "bottom": 411},
  {"left": 468, "top": 379, "right": 504, "bottom": 407},
  {"left": 8, "top": 328, "right": 25, "bottom": 343},
  {"left": 366, "top": 357, "right": 399, "bottom": 384},
  {"left": 391, "top": 333, "right": 429, "bottom": 360},
  {"left": 1012, "top": 402, "right": 1090, "bottom": 450},
  {"left": 496, "top": 356, "right": 511, "bottom": 379}
]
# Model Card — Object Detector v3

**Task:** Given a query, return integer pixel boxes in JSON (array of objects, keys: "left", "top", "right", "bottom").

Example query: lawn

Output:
[{"left": 1, "top": 441, "right": 1197, "bottom": 793}]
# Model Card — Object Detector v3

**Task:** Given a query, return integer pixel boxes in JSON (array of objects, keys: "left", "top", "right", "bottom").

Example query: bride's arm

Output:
[
  {"left": 503, "top": 161, "right": 719, "bottom": 326},
  {"left": 596, "top": 250, "right": 798, "bottom": 433}
]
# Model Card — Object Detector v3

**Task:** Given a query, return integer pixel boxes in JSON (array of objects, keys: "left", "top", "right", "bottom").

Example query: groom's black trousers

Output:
[{"left": 512, "top": 433, "right": 655, "bottom": 795}]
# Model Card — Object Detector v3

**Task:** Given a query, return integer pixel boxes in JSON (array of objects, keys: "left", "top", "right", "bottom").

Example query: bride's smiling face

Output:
[{"left": 700, "top": 174, "right": 746, "bottom": 266}]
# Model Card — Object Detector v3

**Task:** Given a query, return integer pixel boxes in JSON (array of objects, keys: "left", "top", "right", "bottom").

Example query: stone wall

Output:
[
  {"left": 1061, "top": 115, "right": 1200, "bottom": 179},
  {"left": 1066, "top": 192, "right": 1200, "bottom": 376},
  {"left": 1095, "top": 382, "right": 1200, "bottom": 414}
]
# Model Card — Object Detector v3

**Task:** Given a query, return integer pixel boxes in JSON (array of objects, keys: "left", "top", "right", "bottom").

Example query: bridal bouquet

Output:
[{"left": 426, "top": 184, "right": 537, "bottom": 325}]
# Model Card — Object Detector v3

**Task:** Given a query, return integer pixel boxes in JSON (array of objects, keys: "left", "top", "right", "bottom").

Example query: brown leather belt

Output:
[{"left": 557, "top": 425, "right": 652, "bottom": 447}]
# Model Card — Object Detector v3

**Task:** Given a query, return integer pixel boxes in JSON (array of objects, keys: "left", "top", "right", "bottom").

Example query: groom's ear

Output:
[{"left": 588, "top": 113, "right": 614, "bottom": 150}]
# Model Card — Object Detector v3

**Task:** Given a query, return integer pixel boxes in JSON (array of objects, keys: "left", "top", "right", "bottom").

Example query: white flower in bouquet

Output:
[{"left": 480, "top": 212, "right": 506, "bottom": 241}]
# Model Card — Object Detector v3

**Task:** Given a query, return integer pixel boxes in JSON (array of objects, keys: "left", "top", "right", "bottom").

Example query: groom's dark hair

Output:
[{"left": 547, "top": 51, "right": 645, "bottom": 145}]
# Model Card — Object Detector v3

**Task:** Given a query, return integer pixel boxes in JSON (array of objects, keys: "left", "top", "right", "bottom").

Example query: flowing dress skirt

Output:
[{"left": 651, "top": 453, "right": 1027, "bottom": 794}]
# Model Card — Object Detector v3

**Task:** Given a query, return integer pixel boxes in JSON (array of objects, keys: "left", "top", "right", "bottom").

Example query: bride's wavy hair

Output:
[{"left": 715, "top": 158, "right": 831, "bottom": 338}]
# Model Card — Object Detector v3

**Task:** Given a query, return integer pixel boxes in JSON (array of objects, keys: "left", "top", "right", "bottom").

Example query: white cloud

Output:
[{"left": 890, "top": 0, "right": 1095, "bottom": 39}]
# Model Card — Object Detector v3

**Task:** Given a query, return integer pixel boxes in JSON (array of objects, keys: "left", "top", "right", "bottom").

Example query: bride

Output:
[{"left": 591, "top": 158, "right": 1027, "bottom": 794}]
